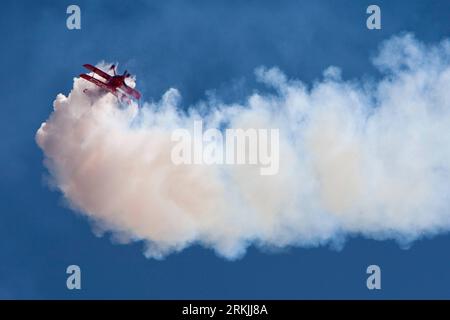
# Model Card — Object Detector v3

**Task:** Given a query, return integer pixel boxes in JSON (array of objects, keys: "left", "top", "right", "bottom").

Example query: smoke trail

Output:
[{"left": 36, "top": 34, "right": 450, "bottom": 259}]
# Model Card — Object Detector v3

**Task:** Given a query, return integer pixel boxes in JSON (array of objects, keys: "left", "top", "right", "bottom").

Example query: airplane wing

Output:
[
  {"left": 82, "top": 64, "right": 112, "bottom": 80},
  {"left": 80, "top": 74, "right": 113, "bottom": 92},
  {"left": 120, "top": 84, "right": 141, "bottom": 100},
  {"left": 80, "top": 74, "right": 134, "bottom": 104}
]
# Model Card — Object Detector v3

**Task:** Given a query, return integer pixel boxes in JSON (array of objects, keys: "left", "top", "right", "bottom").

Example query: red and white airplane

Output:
[{"left": 80, "top": 64, "right": 141, "bottom": 103}]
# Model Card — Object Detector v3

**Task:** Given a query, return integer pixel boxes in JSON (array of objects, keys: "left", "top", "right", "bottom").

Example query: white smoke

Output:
[{"left": 36, "top": 34, "right": 450, "bottom": 259}]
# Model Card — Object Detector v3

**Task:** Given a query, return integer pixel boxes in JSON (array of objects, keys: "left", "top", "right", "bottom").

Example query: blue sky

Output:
[{"left": 1, "top": 0, "right": 450, "bottom": 299}]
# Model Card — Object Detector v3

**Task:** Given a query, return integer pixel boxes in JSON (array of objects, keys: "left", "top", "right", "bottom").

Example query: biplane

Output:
[{"left": 79, "top": 64, "right": 141, "bottom": 102}]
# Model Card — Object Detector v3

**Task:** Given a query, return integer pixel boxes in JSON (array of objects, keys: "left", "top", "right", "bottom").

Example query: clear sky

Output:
[{"left": 1, "top": 0, "right": 450, "bottom": 299}]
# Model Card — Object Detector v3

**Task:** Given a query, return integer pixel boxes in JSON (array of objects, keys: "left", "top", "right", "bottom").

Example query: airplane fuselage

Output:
[
  {"left": 107, "top": 75, "right": 127, "bottom": 91},
  {"left": 80, "top": 63, "right": 141, "bottom": 101}
]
